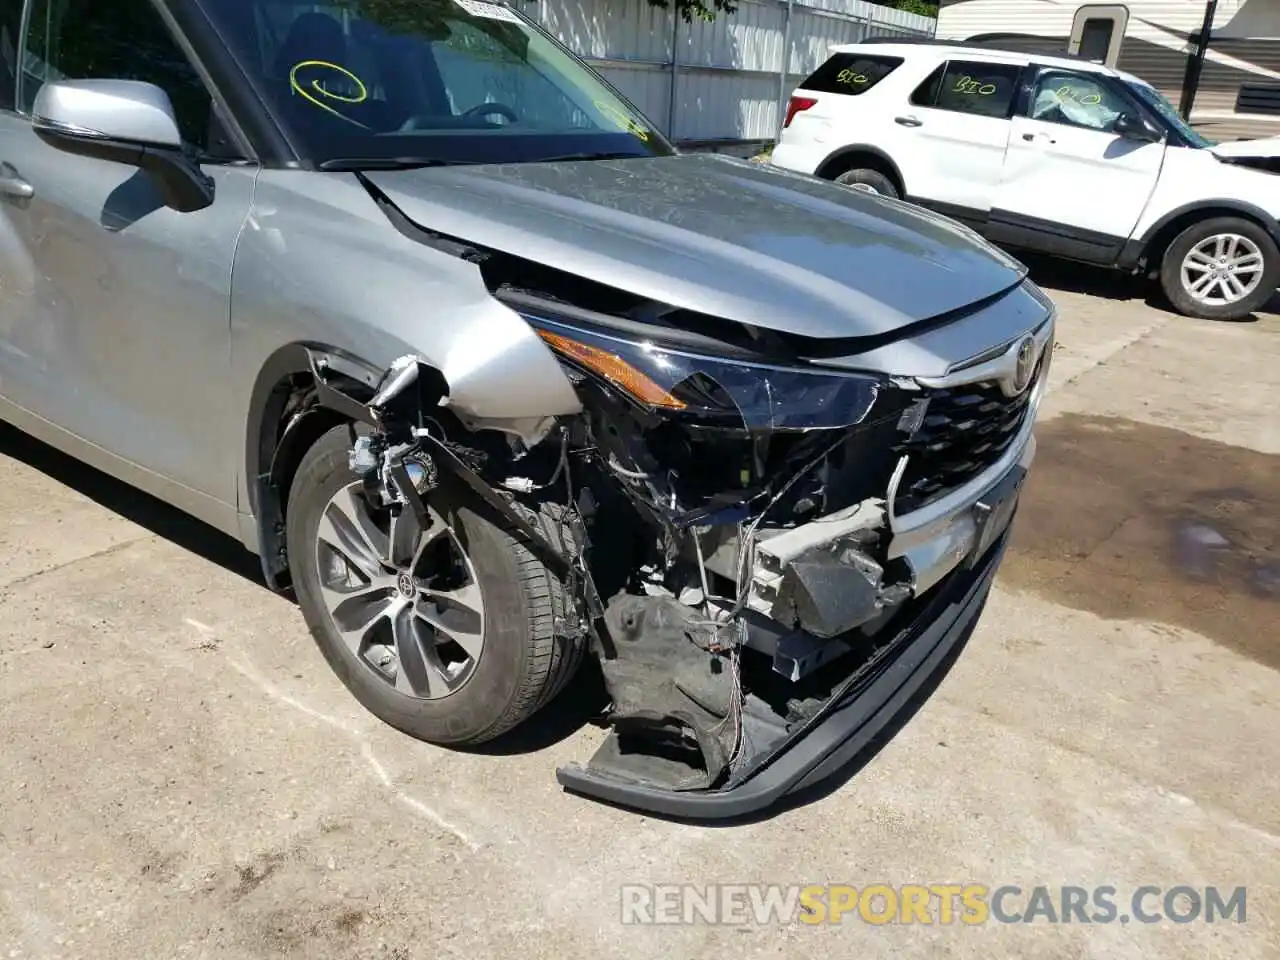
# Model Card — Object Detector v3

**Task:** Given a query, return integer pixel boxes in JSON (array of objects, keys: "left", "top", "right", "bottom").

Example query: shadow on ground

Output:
[
  {"left": 1019, "top": 252, "right": 1147, "bottom": 302},
  {"left": 0, "top": 422, "right": 263, "bottom": 585},
  {"left": 473, "top": 658, "right": 612, "bottom": 755}
]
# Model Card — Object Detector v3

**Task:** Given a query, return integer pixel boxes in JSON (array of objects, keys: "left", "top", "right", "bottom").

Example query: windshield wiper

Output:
[
  {"left": 531, "top": 151, "right": 648, "bottom": 163},
  {"left": 317, "top": 157, "right": 477, "bottom": 171},
  {"left": 319, "top": 152, "right": 651, "bottom": 172}
]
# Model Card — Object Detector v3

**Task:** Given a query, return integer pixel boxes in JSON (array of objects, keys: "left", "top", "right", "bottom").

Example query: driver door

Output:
[
  {"left": 0, "top": 0, "right": 256, "bottom": 518},
  {"left": 988, "top": 67, "right": 1166, "bottom": 260}
]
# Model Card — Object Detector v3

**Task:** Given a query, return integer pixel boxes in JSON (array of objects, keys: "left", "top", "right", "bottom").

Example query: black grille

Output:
[{"left": 891, "top": 359, "right": 1042, "bottom": 514}]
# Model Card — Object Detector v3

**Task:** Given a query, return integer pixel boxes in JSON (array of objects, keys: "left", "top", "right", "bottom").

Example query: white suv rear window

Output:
[
  {"left": 798, "top": 54, "right": 902, "bottom": 96},
  {"left": 910, "top": 60, "right": 1024, "bottom": 119}
]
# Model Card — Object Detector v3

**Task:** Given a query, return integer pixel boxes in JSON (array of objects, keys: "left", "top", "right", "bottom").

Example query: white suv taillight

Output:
[{"left": 783, "top": 95, "right": 817, "bottom": 128}]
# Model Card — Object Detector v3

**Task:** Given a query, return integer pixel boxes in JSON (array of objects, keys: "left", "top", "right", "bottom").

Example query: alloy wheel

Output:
[
  {"left": 312, "top": 483, "right": 485, "bottom": 699},
  {"left": 1180, "top": 233, "right": 1265, "bottom": 307}
]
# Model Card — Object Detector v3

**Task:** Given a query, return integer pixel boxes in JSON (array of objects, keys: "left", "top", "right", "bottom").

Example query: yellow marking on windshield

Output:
[
  {"left": 594, "top": 100, "right": 650, "bottom": 141},
  {"left": 836, "top": 68, "right": 868, "bottom": 85},
  {"left": 290, "top": 60, "right": 371, "bottom": 128}
]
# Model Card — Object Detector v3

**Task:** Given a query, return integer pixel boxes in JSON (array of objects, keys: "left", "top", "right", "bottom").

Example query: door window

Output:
[
  {"left": 20, "top": 0, "right": 220, "bottom": 153},
  {"left": 0, "top": 0, "right": 19, "bottom": 109},
  {"left": 910, "top": 60, "right": 1022, "bottom": 119},
  {"left": 1029, "top": 70, "right": 1127, "bottom": 133}
]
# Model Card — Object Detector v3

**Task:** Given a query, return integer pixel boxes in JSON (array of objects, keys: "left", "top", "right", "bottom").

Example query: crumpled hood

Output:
[
  {"left": 1210, "top": 136, "right": 1280, "bottom": 159},
  {"left": 363, "top": 153, "right": 1027, "bottom": 340}
]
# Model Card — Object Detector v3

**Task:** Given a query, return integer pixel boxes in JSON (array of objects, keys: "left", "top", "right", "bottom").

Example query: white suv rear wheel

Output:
[{"left": 834, "top": 168, "right": 899, "bottom": 199}]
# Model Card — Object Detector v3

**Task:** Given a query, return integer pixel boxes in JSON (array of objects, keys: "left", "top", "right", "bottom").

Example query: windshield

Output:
[
  {"left": 201, "top": 0, "right": 674, "bottom": 166},
  {"left": 1125, "top": 80, "right": 1217, "bottom": 148}
]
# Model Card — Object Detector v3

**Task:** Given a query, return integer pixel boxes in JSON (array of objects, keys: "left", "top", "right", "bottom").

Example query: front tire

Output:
[
  {"left": 1159, "top": 217, "right": 1279, "bottom": 320},
  {"left": 286, "top": 425, "right": 583, "bottom": 745},
  {"left": 834, "top": 167, "right": 899, "bottom": 199}
]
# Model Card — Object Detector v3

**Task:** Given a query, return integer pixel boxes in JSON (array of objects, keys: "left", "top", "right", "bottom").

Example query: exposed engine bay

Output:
[{"left": 300, "top": 275, "right": 1050, "bottom": 804}]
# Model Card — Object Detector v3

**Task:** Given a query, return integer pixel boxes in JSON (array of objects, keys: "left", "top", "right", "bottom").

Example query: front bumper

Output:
[{"left": 555, "top": 498, "right": 1015, "bottom": 820}]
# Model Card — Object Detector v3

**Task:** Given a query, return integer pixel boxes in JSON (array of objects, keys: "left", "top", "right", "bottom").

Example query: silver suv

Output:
[{"left": 1, "top": 0, "right": 1054, "bottom": 818}]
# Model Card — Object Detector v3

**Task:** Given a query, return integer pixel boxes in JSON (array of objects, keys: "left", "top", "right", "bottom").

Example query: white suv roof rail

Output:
[{"left": 832, "top": 38, "right": 1114, "bottom": 75}]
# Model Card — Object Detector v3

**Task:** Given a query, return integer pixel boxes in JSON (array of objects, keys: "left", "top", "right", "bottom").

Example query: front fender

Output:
[
  {"left": 1122, "top": 198, "right": 1280, "bottom": 269},
  {"left": 229, "top": 171, "right": 581, "bottom": 563}
]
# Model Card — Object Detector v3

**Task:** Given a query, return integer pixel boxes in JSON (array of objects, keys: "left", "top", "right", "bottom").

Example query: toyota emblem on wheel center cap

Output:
[{"left": 397, "top": 573, "right": 415, "bottom": 598}]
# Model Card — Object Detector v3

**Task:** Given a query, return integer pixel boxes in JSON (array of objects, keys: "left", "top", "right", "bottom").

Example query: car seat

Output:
[{"left": 275, "top": 12, "right": 348, "bottom": 79}]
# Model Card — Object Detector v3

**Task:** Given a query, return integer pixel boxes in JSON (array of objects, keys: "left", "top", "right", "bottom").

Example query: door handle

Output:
[
  {"left": 894, "top": 115, "right": 923, "bottom": 127},
  {"left": 0, "top": 163, "right": 32, "bottom": 200},
  {"left": 1021, "top": 132, "right": 1057, "bottom": 144}
]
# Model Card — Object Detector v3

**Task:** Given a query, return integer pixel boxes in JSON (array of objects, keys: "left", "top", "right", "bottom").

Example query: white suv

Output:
[{"left": 771, "top": 39, "right": 1280, "bottom": 320}]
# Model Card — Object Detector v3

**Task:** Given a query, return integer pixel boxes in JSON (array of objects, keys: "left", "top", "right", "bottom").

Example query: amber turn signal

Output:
[{"left": 536, "top": 330, "right": 687, "bottom": 410}]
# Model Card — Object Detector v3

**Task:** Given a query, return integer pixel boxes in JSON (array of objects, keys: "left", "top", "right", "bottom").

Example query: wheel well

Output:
[
  {"left": 246, "top": 343, "right": 385, "bottom": 591},
  {"left": 246, "top": 346, "right": 458, "bottom": 591},
  {"left": 251, "top": 369, "right": 359, "bottom": 590},
  {"left": 815, "top": 148, "right": 905, "bottom": 195},
  {"left": 1138, "top": 207, "right": 1276, "bottom": 276}
]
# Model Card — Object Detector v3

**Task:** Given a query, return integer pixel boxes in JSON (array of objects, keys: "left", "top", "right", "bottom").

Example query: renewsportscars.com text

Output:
[{"left": 620, "top": 883, "right": 1247, "bottom": 926}]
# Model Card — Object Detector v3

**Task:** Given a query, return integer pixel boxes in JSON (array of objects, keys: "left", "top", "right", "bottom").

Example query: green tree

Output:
[
  {"left": 886, "top": 0, "right": 939, "bottom": 17},
  {"left": 643, "top": 0, "right": 737, "bottom": 23}
]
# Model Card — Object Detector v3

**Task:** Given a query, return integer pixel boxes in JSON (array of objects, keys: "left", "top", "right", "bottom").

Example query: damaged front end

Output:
[{"left": 315, "top": 288, "right": 1051, "bottom": 819}]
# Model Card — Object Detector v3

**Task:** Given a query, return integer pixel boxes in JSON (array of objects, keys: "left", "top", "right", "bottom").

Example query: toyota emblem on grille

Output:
[{"left": 1010, "top": 336, "right": 1037, "bottom": 395}]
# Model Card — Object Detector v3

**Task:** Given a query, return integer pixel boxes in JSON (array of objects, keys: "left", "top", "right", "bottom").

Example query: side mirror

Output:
[
  {"left": 32, "top": 79, "right": 215, "bottom": 213},
  {"left": 1114, "top": 111, "right": 1162, "bottom": 143}
]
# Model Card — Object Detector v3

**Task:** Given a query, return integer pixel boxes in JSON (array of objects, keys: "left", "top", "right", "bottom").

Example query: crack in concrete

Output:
[
  {"left": 219, "top": 644, "right": 483, "bottom": 852},
  {"left": 1058, "top": 315, "right": 1172, "bottom": 390},
  {"left": 946, "top": 696, "right": 1280, "bottom": 850},
  {"left": 0, "top": 534, "right": 155, "bottom": 594}
]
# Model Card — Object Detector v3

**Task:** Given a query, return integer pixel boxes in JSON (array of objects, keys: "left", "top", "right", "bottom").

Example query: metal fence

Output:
[{"left": 514, "top": 0, "right": 935, "bottom": 143}]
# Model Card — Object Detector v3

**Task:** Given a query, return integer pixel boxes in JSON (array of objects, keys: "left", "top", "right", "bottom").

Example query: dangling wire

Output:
[
  {"left": 728, "top": 433, "right": 849, "bottom": 619},
  {"left": 709, "top": 643, "right": 745, "bottom": 767}
]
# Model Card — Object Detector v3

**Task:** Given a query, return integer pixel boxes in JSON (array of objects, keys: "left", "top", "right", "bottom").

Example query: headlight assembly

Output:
[{"left": 524, "top": 312, "right": 885, "bottom": 432}]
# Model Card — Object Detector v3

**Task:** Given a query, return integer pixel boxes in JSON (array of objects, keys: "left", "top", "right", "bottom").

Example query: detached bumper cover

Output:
[{"left": 555, "top": 524, "right": 1012, "bottom": 820}]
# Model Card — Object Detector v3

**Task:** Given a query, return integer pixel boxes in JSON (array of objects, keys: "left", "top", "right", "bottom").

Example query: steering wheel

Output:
[
  {"left": 461, "top": 101, "right": 519, "bottom": 124},
  {"left": 398, "top": 102, "right": 520, "bottom": 132}
]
